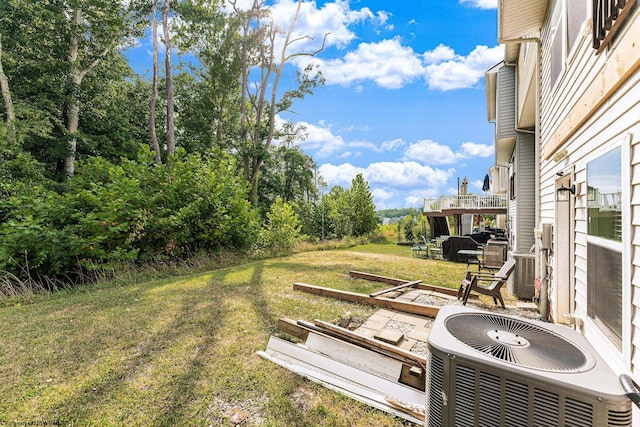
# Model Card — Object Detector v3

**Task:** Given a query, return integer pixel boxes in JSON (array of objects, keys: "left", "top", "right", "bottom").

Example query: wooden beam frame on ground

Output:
[
  {"left": 349, "top": 270, "right": 459, "bottom": 297},
  {"left": 293, "top": 282, "right": 440, "bottom": 317},
  {"left": 368, "top": 279, "right": 422, "bottom": 297},
  {"left": 277, "top": 317, "right": 426, "bottom": 367}
]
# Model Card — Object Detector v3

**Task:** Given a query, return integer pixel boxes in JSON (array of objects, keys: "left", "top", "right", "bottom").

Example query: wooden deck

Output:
[{"left": 423, "top": 194, "right": 508, "bottom": 216}]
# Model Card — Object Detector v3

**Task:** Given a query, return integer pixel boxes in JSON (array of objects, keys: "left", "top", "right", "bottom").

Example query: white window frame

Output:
[{"left": 583, "top": 133, "right": 631, "bottom": 367}]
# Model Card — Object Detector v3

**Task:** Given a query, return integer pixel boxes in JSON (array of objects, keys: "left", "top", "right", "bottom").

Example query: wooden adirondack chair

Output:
[{"left": 457, "top": 258, "right": 516, "bottom": 308}]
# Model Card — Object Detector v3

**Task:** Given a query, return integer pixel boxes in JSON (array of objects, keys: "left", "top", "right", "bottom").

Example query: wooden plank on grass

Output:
[
  {"left": 350, "top": 270, "right": 460, "bottom": 297},
  {"left": 312, "top": 319, "right": 427, "bottom": 366},
  {"left": 278, "top": 318, "right": 309, "bottom": 341},
  {"left": 280, "top": 318, "right": 426, "bottom": 368},
  {"left": 368, "top": 279, "right": 422, "bottom": 298},
  {"left": 293, "top": 282, "right": 440, "bottom": 317}
]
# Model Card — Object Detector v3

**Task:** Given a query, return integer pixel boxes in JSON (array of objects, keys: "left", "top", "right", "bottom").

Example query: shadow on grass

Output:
[{"left": 45, "top": 282, "right": 224, "bottom": 425}]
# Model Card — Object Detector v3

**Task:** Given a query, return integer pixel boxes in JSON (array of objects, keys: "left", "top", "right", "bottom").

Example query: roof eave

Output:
[
  {"left": 498, "top": 0, "right": 549, "bottom": 42},
  {"left": 485, "top": 62, "right": 503, "bottom": 122}
]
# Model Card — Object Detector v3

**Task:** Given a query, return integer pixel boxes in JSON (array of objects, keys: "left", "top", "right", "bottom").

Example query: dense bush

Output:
[
  {"left": 258, "top": 198, "right": 305, "bottom": 255},
  {"left": 0, "top": 150, "right": 259, "bottom": 279}
]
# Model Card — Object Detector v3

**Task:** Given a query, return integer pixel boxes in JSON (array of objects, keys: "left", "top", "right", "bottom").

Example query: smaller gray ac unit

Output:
[
  {"left": 426, "top": 305, "right": 632, "bottom": 427},
  {"left": 507, "top": 252, "right": 535, "bottom": 300}
]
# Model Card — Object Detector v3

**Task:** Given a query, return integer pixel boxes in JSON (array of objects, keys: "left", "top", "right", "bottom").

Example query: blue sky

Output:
[{"left": 127, "top": 0, "right": 503, "bottom": 210}]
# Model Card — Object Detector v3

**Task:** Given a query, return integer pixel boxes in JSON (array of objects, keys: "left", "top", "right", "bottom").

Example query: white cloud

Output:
[
  {"left": 404, "top": 140, "right": 457, "bottom": 165},
  {"left": 423, "top": 44, "right": 456, "bottom": 64},
  {"left": 404, "top": 139, "right": 493, "bottom": 165},
  {"left": 319, "top": 161, "right": 456, "bottom": 209},
  {"left": 459, "top": 0, "right": 498, "bottom": 9},
  {"left": 269, "top": 0, "right": 388, "bottom": 54},
  {"left": 318, "top": 163, "right": 366, "bottom": 187},
  {"left": 471, "top": 179, "right": 485, "bottom": 190},
  {"left": 405, "top": 188, "right": 439, "bottom": 208},
  {"left": 307, "top": 37, "right": 425, "bottom": 89},
  {"left": 227, "top": 1, "right": 501, "bottom": 92},
  {"left": 297, "top": 121, "right": 347, "bottom": 158},
  {"left": 291, "top": 120, "right": 409, "bottom": 157},
  {"left": 348, "top": 140, "right": 380, "bottom": 152},
  {"left": 372, "top": 187, "right": 395, "bottom": 203},
  {"left": 301, "top": 39, "right": 503, "bottom": 91},
  {"left": 319, "top": 161, "right": 453, "bottom": 189},
  {"left": 458, "top": 141, "right": 494, "bottom": 158},
  {"left": 425, "top": 45, "right": 504, "bottom": 91},
  {"left": 381, "top": 138, "right": 405, "bottom": 151}
]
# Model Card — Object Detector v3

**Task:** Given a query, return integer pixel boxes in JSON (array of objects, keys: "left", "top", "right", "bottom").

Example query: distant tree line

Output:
[{"left": 0, "top": 0, "right": 377, "bottom": 284}]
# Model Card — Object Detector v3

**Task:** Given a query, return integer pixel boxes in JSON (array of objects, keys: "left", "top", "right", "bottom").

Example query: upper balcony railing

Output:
[
  {"left": 424, "top": 194, "right": 508, "bottom": 214},
  {"left": 593, "top": 0, "right": 637, "bottom": 54}
]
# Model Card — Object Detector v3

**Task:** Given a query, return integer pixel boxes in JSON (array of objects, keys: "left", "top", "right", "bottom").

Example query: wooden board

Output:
[
  {"left": 293, "top": 282, "right": 440, "bottom": 317},
  {"left": 277, "top": 318, "right": 426, "bottom": 368},
  {"left": 349, "top": 270, "right": 460, "bottom": 297},
  {"left": 369, "top": 279, "right": 423, "bottom": 297},
  {"left": 313, "top": 320, "right": 427, "bottom": 366}
]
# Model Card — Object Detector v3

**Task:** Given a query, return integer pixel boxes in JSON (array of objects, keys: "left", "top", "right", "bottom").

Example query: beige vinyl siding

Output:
[
  {"left": 496, "top": 66, "right": 517, "bottom": 140},
  {"left": 514, "top": 133, "right": 536, "bottom": 253},
  {"left": 538, "top": 3, "right": 640, "bottom": 370}
]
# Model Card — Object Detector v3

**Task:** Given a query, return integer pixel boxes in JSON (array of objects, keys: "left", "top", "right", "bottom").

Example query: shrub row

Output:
[{"left": 0, "top": 150, "right": 260, "bottom": 279}]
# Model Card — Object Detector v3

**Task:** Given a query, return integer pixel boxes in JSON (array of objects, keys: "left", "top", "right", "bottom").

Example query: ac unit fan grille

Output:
[{"left": 445, "top": 313, "right": 590, "bottom": 372}]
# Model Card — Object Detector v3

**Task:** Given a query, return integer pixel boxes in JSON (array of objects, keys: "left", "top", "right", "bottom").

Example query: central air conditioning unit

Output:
[
  {"left": 426, "top": 305, "right": 632, "bottom": 427},
  {"left": 507, "top": 252, "right": 535, "bottom": 300}
]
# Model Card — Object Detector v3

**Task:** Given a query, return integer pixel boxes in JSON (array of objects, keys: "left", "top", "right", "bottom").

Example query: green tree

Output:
[
  {"left": 173, "top": 0, "right": 242, "bottom": 154},
  {"left": 0, "top": 0, "right": 147, "bottom": 180},
  {"left": 324, "top": 186, "right": 351, "bottom": 239},
  {"left": 402, "top": 215, "right": 416, "bottom": 243},
  {"left": 0, "top": 33, "right": 16, "bottom": 145},
  {"left": 348, "top": 174, "right": 378, "bottom": 237},
  {"left": 61, "top": 0, "right": 148, "bottom": 176},
  {"left": 257, "top": 145, "right": 317, "bottom": 213},
  {"left": 258, "top": 197, "right": 304, "bottom": 255},
  {"left": 231, "top": 0, "right": 325, "bottom": 204}
]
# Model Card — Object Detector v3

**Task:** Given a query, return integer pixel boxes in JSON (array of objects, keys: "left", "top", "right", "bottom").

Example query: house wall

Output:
[
  {"left": 538, "top": 1, "right": 640, "bottom": 377},
  {"left": 496, "top": 66, "right": 516, "bottom": 140},
  {"left": 514, "top": 133, "right": 536, "bottom": 253}
]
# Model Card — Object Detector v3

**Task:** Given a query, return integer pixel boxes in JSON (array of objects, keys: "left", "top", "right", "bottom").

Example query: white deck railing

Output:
[{"left": 424, "top": 194, "right": 508, "bottom": 213}]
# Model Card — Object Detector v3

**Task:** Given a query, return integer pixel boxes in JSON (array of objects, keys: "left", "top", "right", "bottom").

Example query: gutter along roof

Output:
[{"left": 498, "top": 0, "right": 549, "bottom": 42}]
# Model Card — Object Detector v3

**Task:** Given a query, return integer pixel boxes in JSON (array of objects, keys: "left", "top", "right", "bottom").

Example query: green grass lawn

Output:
[{"left": 0, "top": 242, "right": 466, "bottom": 426}]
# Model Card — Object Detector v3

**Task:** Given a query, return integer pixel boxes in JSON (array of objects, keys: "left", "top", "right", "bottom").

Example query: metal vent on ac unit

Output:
[{"left": 444, "top": 312, "right": 591, "bottom": 372}]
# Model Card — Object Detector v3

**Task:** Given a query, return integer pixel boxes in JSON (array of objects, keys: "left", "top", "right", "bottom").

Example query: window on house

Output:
[
  {"left": 549, "top": 0, "right": 563, "bottom": 90},
  {"left": 510, "top": 172, "right": 516, "bottom": 200},
  {"left": 567, "top": 0, "right": 587, "bottom": 53},
  {"left": 586, "top": 147, "right": 622, "bottom": 349},
  {"left": 587, "top": 147, "right": 622, "bottom": 241},
  {"left": 592, "top": 0, "right": 637, "bottom": 54}
]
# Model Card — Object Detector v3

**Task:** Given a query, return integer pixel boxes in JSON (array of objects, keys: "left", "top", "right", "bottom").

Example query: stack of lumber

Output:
[{"left": 258, "top": 271, "right": 460, "bottom": 424}]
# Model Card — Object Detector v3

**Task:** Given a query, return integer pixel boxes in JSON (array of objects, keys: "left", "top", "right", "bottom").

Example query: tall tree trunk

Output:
[
  {"left": 63, "top": 8, "right": 106, "bottom": 177},
  {"left": 162, "top": 0, "right": 174, "bottom": 157},
  {"left": 249, "top": 0, "right": 302, "bottom": 201},
  {"left": 235, "top": 0, "right": 252, "bottom": 182},
  {"left": 149, "top": 0, "right": 161, "bottom": 164},
  {"left": 63, "top": 9, "right": 82, "bottom": 177},
  {"left": 0, "top": 33, "right": 16, "bottom": 145}
]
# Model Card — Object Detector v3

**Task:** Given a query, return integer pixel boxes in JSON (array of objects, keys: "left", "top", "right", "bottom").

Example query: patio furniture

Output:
[
  {"left": 457, "top": 249, "right": 482, "bottom": 271},
  {"left": 411, "top": 236, "right": 429, "bottom": 258},
  {"left": 442, "top": 236, "right": 480, "bottom": 262},
  {"left": 458, "top": 258, "right": 517, "bottom": 308},
  {"left": 480, "top": 243, "right": 507, "bottom": 272}
]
